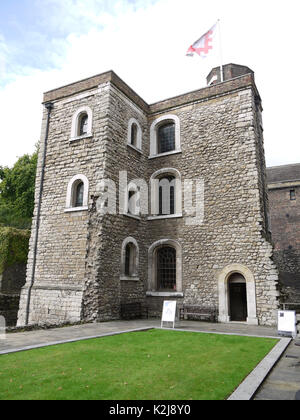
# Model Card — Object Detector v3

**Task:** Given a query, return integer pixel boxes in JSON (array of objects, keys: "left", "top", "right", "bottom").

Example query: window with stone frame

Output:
[
  {"left": 70, "top": 106, "right": 93, "bottom": 141},
  {"left": 157, "top": 123, "right": 175, "bottom": 154},
  {"left": 121, "top": 237, "right": 139, "bottom": 280},
  {"left": 149, "top": 114, "right": 181, "bottom": 158},
  {"left": 127, "top": 118, "right": 142, "bottom": 151},
  {"left": 65, "top": 174, "right": 89, "bottom": 212}
]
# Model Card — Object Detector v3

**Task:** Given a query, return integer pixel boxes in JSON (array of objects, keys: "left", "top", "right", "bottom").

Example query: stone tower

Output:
[{"left": 17, "top": 64, "right": 280, "bottom": 327}]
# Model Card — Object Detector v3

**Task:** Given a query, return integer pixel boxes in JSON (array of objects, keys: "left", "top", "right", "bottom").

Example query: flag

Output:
[{"left": 186, "top": 23, "right": 218, "bottom": 58}]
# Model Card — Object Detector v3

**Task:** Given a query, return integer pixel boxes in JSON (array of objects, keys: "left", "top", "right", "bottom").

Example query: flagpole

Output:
[{"left": 217, "top": 19, "right": 224, "bottom": 82}]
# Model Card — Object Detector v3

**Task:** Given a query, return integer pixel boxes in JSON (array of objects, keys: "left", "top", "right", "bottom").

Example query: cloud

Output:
[
  {"left": 0, "top": 0, "right": 299, "bottom": 167},
  {"left": 0, "top": 34, "right": 9, "bottom": 80}
]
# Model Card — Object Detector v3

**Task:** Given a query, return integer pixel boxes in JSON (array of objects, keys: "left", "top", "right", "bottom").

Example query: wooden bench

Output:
[
  {"left": 120, "top": 302, "right": 148, "bottom": 320},
  {"left": 179, "top": 305, "right": 217, "bottom": 322}
]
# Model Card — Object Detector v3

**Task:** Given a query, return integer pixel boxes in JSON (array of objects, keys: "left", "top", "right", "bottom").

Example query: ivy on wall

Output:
[{"left": 0, "top": 227, "right": 30, "bottom": 276}]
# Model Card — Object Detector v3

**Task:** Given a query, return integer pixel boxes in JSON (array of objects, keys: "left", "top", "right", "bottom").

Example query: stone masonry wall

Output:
[
  {"left": 18, "top": 69, "right": 280, "bottom": 327},
  {"left": 18, "top": 84, "right": 111, "bottom": 326},
  {"left": 268, "top": 185, "right": 300, "bottom": 303}
]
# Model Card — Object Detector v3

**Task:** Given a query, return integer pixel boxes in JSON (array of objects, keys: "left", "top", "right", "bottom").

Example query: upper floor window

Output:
[
  {"left": 149, "top": 114, "right": 181, "bottom": 158},
  {"left": 127, "top": 118, "right": 142, "bottom": 151},
  {"left": 65, "top": 174, "right": 89, "bottom": 212},
  {"left": 149, "top": 168, "right": 182, "bottom": 219},
  {"left": 70, "top": 106, "right": 93, "bottom": 141},
  {"left": 158, "top": 123, "right": 175, "bottom": 154}
]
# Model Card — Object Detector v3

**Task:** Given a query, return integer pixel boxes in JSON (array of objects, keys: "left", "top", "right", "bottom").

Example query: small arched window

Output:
[
  {"left": 127, "top": 118, "right": 142, "bottom": 151},
  {"left": 121, "top": 237, "right": 139, "bottom": 280},
  {"left": 65, "top": 174, "right": 89, "bottom": 212},
  {"left": 70, "top": 106, "right": 93, "bottom": 141},
  {"left": 149, "top": 115, "right": 181, "bottom": 158},
  {"left": 131, "top": 123, "right": 138, "bottom": 147}
]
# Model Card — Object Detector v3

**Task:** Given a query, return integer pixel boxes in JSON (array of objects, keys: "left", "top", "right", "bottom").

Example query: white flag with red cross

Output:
[{"left": 186, "top": 23, "right": 218, "bottom": 58}]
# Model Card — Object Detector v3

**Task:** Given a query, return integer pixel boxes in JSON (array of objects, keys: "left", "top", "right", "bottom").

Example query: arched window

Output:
[
  {"left": 79, "top": 114, "right": 88, "bottom": 136},
  {"left": 65, "top": 174, "right": 89, "bottom": 212},
  {"left": 147, "top": 239, "right": 183, "bottom": 296},
  {"left": 70, "top": 106, "right": 93, "bottom": 141},
  {"left": 149, "top": 115, "right": 181, "bottom": 158},
  {"left": 131, "top": 123, "right": 138, "bottom": 147},
  {"left": 74, "top": 181, "right": 84, "bottom": 207},
  {"left": 157, "top": 246, "right": 176, "bottom": 290},
  {"left": 127, "top": 118, "right": 142, "bottom": 151},
  {"left": 149, "top": 168, "right": 182, "bottom": 219},
  {"left": 157, "top": 123, "right": 175, "bottom": 154},
  {"left": 121, "top": 237, "right": 139, "bottom": 280},
  {"left": 158, "top": 175, "right": 175, "bottom": 216}
]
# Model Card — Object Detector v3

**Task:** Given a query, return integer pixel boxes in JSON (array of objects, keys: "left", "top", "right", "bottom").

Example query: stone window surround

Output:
[
  {"left": 148, "top": 168, "right": 182, "bottom": 220},
  {"left": 127, "top": 118, "right": 142, "bottom": 152},
  {"left": 146, "top": 239, "right": 183, "bottom": 297},
  {"left": 70, "top": 106, "right": 93, "bottom": 142},
  {"left": 149, "top": 114, "right": 181, "bottom": 158},
  {"left": 120, "top": 237, "right": 139, "bottom": 281},
  {"left": 65, "top": 174, "right": 89, "bottom": 212},
  {"left": 217, "top": 263, "right": 258, "bottom": 325}
]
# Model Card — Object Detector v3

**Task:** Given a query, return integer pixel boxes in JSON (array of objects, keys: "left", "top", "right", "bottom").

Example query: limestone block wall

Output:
[
  {"left": 143, "top": 88, "right": 279, "bottom": 325},
  {"left": 18, "top": 68, "right": 280, "bottom": 327},
  {"left": 268, "top": 185, "right": 300, "bottom": 302},
  {"left": 18, "top": 83, "right": 111, "bottom": 326}
]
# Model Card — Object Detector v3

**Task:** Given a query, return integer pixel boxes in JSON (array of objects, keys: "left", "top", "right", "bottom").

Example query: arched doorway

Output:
[
  {"left": 217, "top": 263, "right": 258, "bottom": 325},
  {"left": 228, "top": 273, "right": 248, "bottom": 321}
]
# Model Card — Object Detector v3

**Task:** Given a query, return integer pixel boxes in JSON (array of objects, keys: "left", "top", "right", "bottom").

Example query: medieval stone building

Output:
[
  {"left": 267, "top": 163, "right": 300, "bottom": 303},
  {"left": 17, "top": 63, "right": 280, "bottom": 327}
]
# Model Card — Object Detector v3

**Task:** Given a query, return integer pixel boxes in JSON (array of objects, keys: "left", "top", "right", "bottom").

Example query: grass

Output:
[{"left": 0, "top": 329, "right": 278, "bottom": 400}]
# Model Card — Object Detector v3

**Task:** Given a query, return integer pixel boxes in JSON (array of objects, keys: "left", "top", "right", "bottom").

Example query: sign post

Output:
[
  {"left": 161, "top": 301, "right": 177, "bottom": 329},
  {"left": 278, "top": 310, "right": 297, "bottom": 338}
]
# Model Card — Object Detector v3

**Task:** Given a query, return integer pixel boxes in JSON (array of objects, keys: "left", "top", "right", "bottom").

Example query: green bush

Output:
[{"left": 0, "top": 227, "right": 30, "bottom": 276}]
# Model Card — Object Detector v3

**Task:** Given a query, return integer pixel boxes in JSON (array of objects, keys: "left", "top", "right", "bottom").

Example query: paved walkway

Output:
[{"left": 1, "top": 319, "right": 299, "bottom": 400}]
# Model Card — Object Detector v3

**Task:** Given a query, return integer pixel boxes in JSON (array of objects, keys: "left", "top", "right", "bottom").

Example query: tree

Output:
[{"left": 0, "top": 149, "right": 38, "bottom": 230}]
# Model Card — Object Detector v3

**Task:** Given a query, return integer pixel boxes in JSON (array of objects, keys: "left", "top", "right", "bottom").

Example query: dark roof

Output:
[{"left": 267, "top": 163, "right": 300, "bottom": 183}]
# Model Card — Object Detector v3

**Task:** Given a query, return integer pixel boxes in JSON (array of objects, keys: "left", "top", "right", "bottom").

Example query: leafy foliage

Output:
[
  {"left": 0, "top": 227, "right": 30, "bottom": 275},
  {"left": 0, "top": 150, "right": 38, "bottom": 230}
]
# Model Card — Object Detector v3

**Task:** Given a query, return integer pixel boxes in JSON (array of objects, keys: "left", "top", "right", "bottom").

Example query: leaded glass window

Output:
[
  {"left": 157, "top": 246, "right": 176, "bottom": 290},
  {"left": 157, "top": 123, "right": 175, "bottom": 154}
]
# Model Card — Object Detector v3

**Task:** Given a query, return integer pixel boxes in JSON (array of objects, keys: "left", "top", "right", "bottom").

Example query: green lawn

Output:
[{"left": 0, "top": 329, "right": 277, "bottom": 400}]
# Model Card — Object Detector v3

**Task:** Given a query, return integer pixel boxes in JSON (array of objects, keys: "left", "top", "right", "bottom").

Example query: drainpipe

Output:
[{"left": 25, "top": 101, "right": 53, "bottom": 326}]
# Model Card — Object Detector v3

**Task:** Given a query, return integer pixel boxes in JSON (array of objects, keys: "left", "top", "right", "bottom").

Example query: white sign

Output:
[
  {"left": 0, "top": 316, "right": 6, "bottom": 340},
  {"left": 278, "top": 310, "right": 297, "bottom": 337},
  {"left": 161, "top": 301, "right": 177, "bottom": 328}
]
